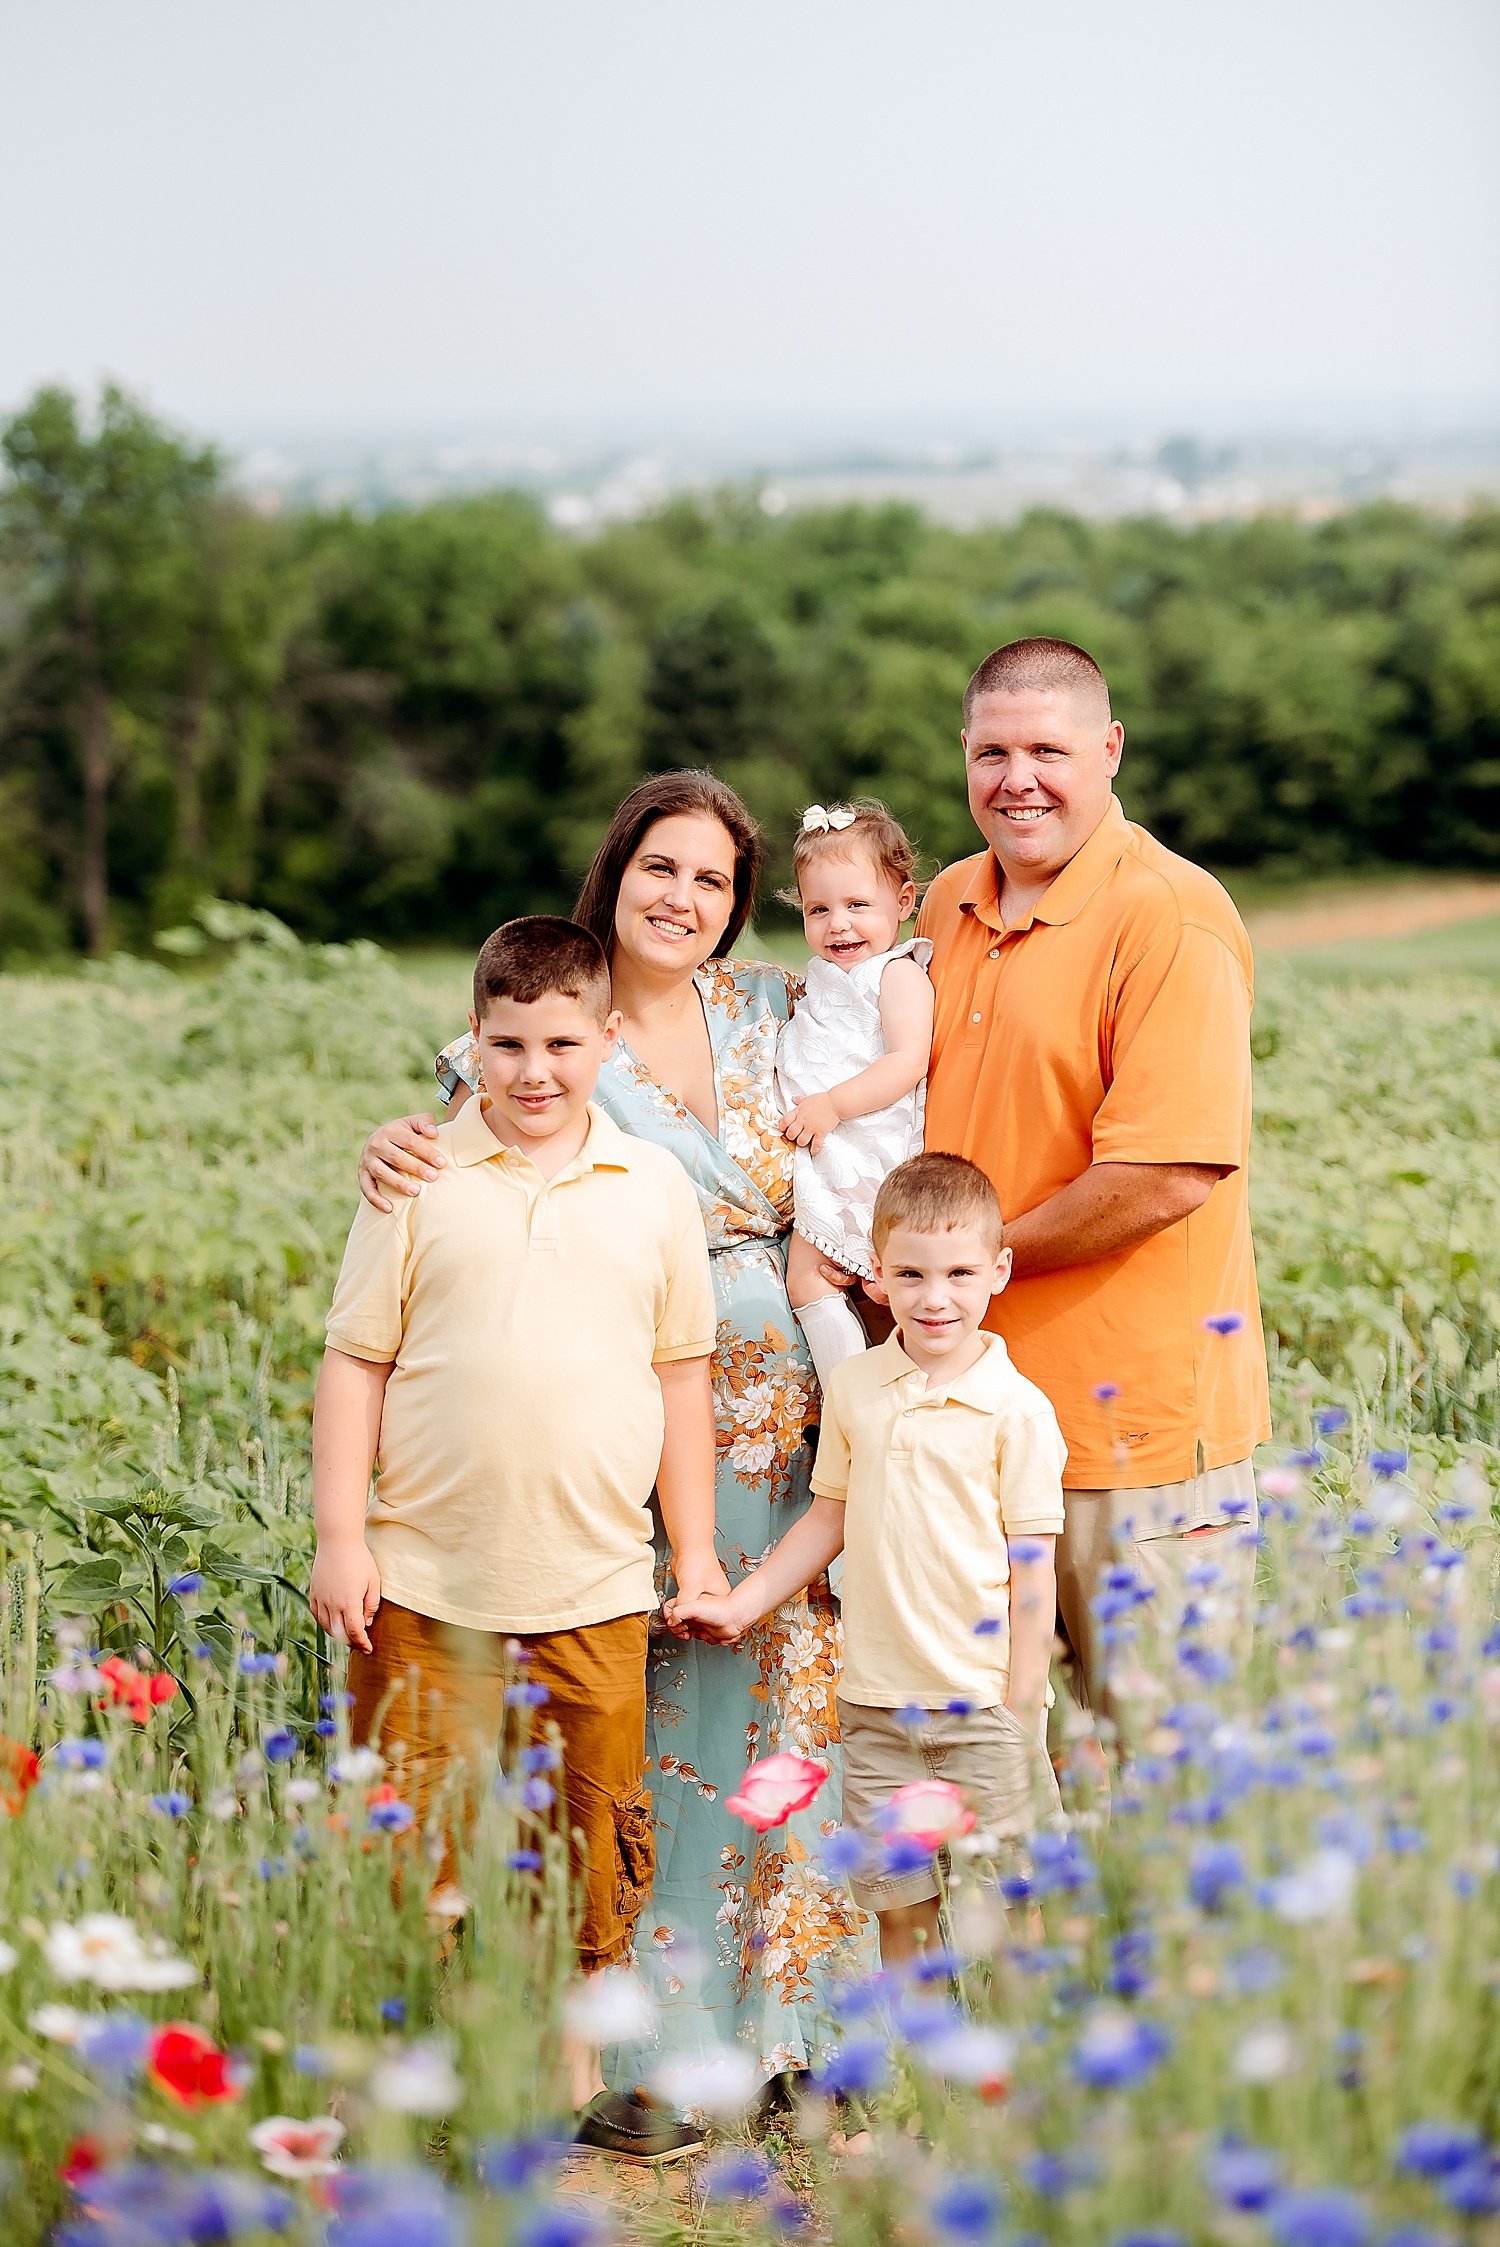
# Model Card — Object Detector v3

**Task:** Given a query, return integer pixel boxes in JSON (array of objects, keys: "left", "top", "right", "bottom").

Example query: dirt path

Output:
[{"left": 1247, "top": 879, "right": 1500, "bottom": 952}]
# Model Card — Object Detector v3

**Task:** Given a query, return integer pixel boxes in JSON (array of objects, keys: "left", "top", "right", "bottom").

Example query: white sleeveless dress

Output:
[{"left": 776, "top": 936, "right": 933, "bottom": 1280}]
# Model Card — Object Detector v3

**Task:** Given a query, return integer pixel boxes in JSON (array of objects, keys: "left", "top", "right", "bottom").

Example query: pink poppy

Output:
[
  {"left": 725, "top": 1752, "right": 827, "bottom": 1832},
  {"left": 883, "top": 1778, "right": 975, "bottom": 1852}
]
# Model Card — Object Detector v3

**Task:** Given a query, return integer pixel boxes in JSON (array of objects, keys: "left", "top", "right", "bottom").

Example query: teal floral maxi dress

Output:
[{"left": 437, "top": 958, "right": 868, "bottom": 2087}]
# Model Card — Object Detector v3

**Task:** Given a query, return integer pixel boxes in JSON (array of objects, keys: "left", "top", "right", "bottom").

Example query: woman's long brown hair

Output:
[{"left": 573, "top": 771, "right": 765, "bottom": 962}]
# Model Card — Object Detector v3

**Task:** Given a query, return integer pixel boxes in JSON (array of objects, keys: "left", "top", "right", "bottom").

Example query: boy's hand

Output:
[
  {"left": 780, "top": 1094, "right": 840, "bottom": 1156},
  {"left": 670, "top": 1549, "right": 730, "bottom": 1605},
  {"left": 666, "top": 1590, "right": 750, "bottom": 1645},
  {"left": 310, "top": 1538, "right": 382, "bottom": 1654}
]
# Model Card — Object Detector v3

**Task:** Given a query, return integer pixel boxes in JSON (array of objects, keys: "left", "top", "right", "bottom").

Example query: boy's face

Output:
[
  {"left": 875, "top": 1222, "right": 1012, "bottom": 1361},
  {"left": 468, "top": 992, "right": 621, "bottom": 1153}
]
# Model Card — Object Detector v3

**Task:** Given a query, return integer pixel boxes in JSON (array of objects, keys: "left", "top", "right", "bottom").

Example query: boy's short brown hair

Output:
[
  {"left": 472, "top": 916, "right": 611, "bottom": 1023},
  {"left": 872, "top": 1153, "right": 1004, "bottom": 1258}
]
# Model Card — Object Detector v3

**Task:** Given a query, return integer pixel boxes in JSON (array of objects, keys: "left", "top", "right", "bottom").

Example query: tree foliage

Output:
[{"left": 3, "top": 384, "right": 1499, "bottom": 959}]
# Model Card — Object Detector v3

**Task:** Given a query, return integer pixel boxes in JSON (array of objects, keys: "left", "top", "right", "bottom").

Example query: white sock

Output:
[{"left": 797, "top": 1291, "right": 868, "bottom": 1393}]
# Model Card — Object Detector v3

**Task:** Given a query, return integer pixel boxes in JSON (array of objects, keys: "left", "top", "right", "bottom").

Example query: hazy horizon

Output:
[{"left": 7, "top": 0, "right": 1498, "bottom": 445}]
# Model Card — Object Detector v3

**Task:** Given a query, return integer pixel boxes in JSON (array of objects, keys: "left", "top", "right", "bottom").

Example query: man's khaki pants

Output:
[{"left": 1054, "top": 1459, "right": 1259, "bottom": 1738}]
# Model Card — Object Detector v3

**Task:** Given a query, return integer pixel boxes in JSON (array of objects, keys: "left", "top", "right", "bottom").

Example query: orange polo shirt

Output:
[{"left": 917, "top": 796, "right": 1270, "bottom": 1489}]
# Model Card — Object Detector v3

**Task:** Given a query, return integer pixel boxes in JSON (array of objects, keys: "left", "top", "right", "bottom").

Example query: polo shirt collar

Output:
[
  {"left": 450, "top": 1097, "right": 634, "bottom": 1174},
  {"left": 873, "top": 1329, "right": 1015, "bottom": 1406},
  {"left": 959, "top": 795, "right": 1132, "bottom": 933}
]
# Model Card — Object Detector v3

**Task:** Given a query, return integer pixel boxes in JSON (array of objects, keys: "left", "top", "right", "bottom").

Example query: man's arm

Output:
[
  {"left": 309, "top": 1347, "right": 390, "bottom": 1652},
  {"left": 654, "top": 1354, "right": 729, "bottom": 1603},
  {"left": 1002, "top": 1160, "right": 1226, "bottom": 1280}
]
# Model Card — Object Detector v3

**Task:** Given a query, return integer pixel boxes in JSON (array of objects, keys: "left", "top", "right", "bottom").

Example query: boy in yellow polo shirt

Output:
[
  {"left": 669, "top": 1152, "right": 1064, "bottom": 1968},
  {"left": 310, "top": 916, "right": 721, "bottom": 2161}
]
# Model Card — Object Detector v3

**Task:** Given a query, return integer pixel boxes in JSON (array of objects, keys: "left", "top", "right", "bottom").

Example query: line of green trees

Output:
[{"left": 3, "top": 383, "right": 1498, "bottom": 960}]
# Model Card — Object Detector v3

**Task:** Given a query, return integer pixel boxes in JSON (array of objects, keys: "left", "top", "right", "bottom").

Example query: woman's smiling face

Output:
[{"left": 613, "top": 812, "right": 739, "bottom": 976}]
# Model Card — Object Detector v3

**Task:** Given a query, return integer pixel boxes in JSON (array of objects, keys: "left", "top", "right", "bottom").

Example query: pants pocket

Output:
[{"left": 612, "top": 1786, "right": 655, "bottom": 1928}]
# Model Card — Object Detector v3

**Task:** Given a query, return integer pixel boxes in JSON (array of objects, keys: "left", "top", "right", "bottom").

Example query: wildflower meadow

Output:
[{"left": 2, "top": 912, "right": 1498, "bottom": 2246}]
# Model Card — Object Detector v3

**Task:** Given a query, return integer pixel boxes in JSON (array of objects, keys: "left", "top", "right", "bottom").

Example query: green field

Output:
[{"left": 1, "top": 920, "right": 1497, "bottom": 2242}]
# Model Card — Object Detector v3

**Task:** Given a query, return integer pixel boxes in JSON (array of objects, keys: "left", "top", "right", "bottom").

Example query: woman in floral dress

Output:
[{"left": 358, "top": 772, "right": 868, "bottom": 2104}]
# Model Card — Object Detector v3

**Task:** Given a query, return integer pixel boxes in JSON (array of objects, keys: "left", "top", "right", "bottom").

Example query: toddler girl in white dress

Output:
[{"left": 778, "top": 800, "right": 935, "bottom": 1391}]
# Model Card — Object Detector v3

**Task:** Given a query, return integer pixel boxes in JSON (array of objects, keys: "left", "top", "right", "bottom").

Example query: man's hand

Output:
[
  {"left": 309, "top": 1538, "right": 382, "bottom": 1654},
  {"left": 781, "top": 1093, "right": 840, "bottom": 1155},
  {"left": 670, "top": 1548, "right": 730, "bottom": 1605},
  {"left": 664, "top": 1589, "right": 751, "bottom": 1645}
]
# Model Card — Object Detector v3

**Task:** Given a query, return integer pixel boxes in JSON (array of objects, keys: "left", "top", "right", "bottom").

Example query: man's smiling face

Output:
[{"left": 962, "top": 685, "right": 1124, "bottom": 894}]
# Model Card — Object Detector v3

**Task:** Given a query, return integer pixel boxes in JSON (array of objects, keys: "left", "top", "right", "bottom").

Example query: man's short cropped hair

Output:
[
  {"left": 872, "top": 1152, "right": 1004, "bottom": 1258},
  {"left": 472, "top": 916, "right": 612, "bottom": 1023},
  {"left": 963, "top": 637, "right": 1111, "bottom": 728}
]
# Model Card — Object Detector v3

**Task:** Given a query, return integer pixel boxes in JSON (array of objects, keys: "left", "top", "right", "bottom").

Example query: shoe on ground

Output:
[{"left": 571, "top": 2089, "right": 704, "bottom": 2165}]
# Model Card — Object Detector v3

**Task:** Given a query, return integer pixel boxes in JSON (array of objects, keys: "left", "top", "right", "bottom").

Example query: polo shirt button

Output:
[
  {"left": 989, "top": 947, "right": 1000, "bottom": 959},
  {"left": 971, "top": 1011, "right": 982, "bottom": 1023}
]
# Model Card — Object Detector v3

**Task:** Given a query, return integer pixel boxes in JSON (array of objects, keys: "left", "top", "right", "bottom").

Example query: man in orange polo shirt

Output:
[{"left": 915, "top": 636, "right": 1270, "bottom": 1727}]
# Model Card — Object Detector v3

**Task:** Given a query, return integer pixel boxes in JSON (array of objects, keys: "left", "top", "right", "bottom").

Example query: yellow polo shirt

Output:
[
  {"left": 325, "top": 1099, "right": 715, "bottom": 1633},
  {"left": 811, "top": 1333, "right": 1067, "bottom": 1710}
]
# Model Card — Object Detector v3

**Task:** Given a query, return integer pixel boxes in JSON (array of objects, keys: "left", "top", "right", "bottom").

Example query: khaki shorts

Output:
[
  {"left": 837, "top": 1696, "right": 1064, "bottom": 1911},
  {"left": 349, "top": 1601, "right": 653, "bottom": 1971},
  {"left": 1055, "top": 1457, "right": 1259, "bottom": 1731}
]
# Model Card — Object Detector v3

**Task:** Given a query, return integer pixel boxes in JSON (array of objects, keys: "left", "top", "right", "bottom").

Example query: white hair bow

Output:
[{"left": 801, "top": 804, "right": 856, "bottom": 834}]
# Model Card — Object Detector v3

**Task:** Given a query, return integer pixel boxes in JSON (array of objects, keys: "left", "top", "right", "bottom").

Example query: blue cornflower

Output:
[
  {"left": 1093, "top": 1382, "right": 1120, "bottom": 1401},
  {"left": 507, "top": 1850, "right": 544, "bottom": 1873},
  {"left": 367, "top": 1797, "right": 415, "bottom": 1835},
  {"left": 515, "top": 2206, "right": 606, "bottom": 2247},
  {"left": 1020, "top": 2151, "right": 1090, "bottom": 2199},
  {"left": 894, "top": 1702, "right": 928, "bottom": 1729},
  {"left": 702, "top": 2150, "right": 772, "bottom": 2201},
  {"left": 1203, "top": 1310, "right": 1244, "bottom": 1335},
  {"left": 292, "top": 2044, "right": 330, "bottom": 2075},
  {"left": 314, "top": 1718, "right": 338, "bottom": 1738},
  {"left": 945, "top": 1697, "right": 975, "bottom": 1717},
  {"left": 520, "top": 1743, "right": 561, "bottom": 1774},
  {"left": 1031, "top": 1830, "right": 1097, "bottom": 1895},
  {"left": 166, "top": 1571, "right": 203, "bottom": 1597},
  {"left": 320, "top": 1690, "right": 354, "bottom": 1713},
  {"left": 1107, "top": 1928, "right": 1154, "bottom": 1999},
  {"left": 908, "top": 1946, "right": 965, "bottom": 1985},
  {"left": 1206, "top": 2143, "right": 1281, "bottom": 2211},
  {"left": 1268, "top": 2187, "right": 1372, "bottom": 2247},
  {"left": 1188, "top": 1839, "right": 1246, "bottom": 1911},
  {"left": 477, "top": 2133, "right": 568, "bottom": 2193},
  {"left": 380, "top": 1997, "right": 406, "bottom": 2026},
  {"left": 521, "top": 1777, "right": 555, "bottom": 1812},
  {"left": 1370, "top": 1449, "right": 1408, "bottom": 1478},
  {"left": 327, "top": 2167, "right": 465, "bottom": 2247},
  {"left": 77, "top": 2011, "right": 150, "bottom": 2077},
  {"left": 149, "top": 1790, "right": 192, "bottom": 1819},
  {"left": 54, "top": 1738, "right": 108, "bottom": 1770},
  {"left": 239, "top": 1650, "right": 278, "bottom": 1676},
  {"left": 263, "top": 1728, "right": 298, "bottom": 1764},
  {"left": 880, "top": 1836, "right": 935, "bottom": 1878},
  {"left": 1112, "top": 2234, "right": 1187, "bottom": 2247},
  {"left": 931, "top": 2177, "right": 1004, "bottom": 2240},
  {"left": 1439, "top": 2154, "right": 1500, "bottom": 2218},
  {"left": 191, "top": 1642, "right": 215, "bottom": 1661},
  {"left": 1070, "top": 2009, "right": 1170, "bottom": 2090},
  {"left": 1225, "top": 1945, "right": 1283, "bottom": 1997},
  {"left": 257, "top": 1854, "right": 289, "bottom": 1879},
  {"left": 506, "top": 1681, "right": 549, "bottom": 1708},
  {"left": 1009, "top": 1537, "right": 1047, "bottom": 1564},
  {"left": 812, "top": 2038, "right": 888, "bottom": 2098},
  {"left": 1315, "top": 1406, "right": 1350, "bottom": 1435},
  {"left": 1395, "top": 2122, "right": 1484, "bottom": 2179},
  {"left": 972, "top": 1617, "right": 1003, "bottom": 1637}
]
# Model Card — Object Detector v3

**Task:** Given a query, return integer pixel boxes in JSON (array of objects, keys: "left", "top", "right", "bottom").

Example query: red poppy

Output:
[
  {"left": 0, "top": 1736, "right": 40, "bottom": 1814},
  {"left": 60, "top": 2135, "right": 106, "bottom": 2190},
  {"left": 97, "top": 1656, "right": 179, "bottom": 1725},
  {"left": 146, "top": 2022, "right": 243, "bottom": 2108}
]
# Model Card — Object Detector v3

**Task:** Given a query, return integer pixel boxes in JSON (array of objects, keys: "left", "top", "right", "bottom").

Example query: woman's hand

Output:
[
  {"left": 780, "top": 1093, "right": 840, "bottom": 1156},
  {"left": 359, "top": 1115, "right": 446, "bottom": 1213}
]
